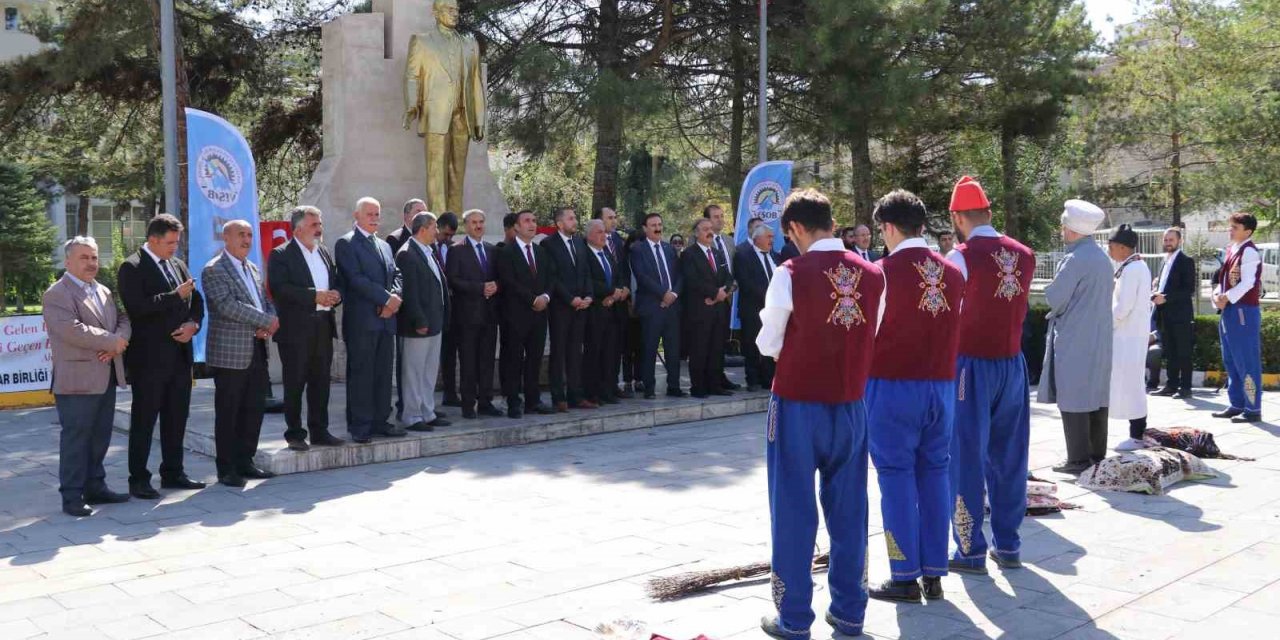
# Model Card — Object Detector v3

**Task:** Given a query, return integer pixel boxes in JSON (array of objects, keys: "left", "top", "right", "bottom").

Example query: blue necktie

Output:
[
  {"left": 475, "top": 242, "right": 489, "bottom": 274},
  {"left": 654, "top": 243, "right": 670, "bottom": 290},
  {"left": 598, "top": 250, "right": 612, "bottom": 289}
]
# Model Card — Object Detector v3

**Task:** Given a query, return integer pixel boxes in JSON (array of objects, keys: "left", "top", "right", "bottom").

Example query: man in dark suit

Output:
[
  {"left": 681, "top": 218, "right": 735, "bottom": 398},
  {"left": 202, "top": 220, "right": 279, "bottom": 487},
  {"left": 851, "top": 223, "right": 880, "bottom": 261},
  {"left": 446, "top": 209, "right": 504, "bottom": 419},
  {"left": 702, "top": 204, "right": 741, "bottom": 392},
  {"left": 582, "top": 219, "right": 626, "bottom": 405},
  {"left": 387, "top": 198, "right": 427, "bottom": 421},
  {"left": 116, "top": 213, "right": 205, "bottom": 499},
  {"left": 495, "top": 210, "right": 556, "bottom": 417},
  {"left": 435, "top": 212, "right": 461, "bottom": 407},
  {"left": 541, "top": 206, "right": 596, "bottom": 410},
  {"left": 737, "top": 217, "right": 763, "bottom": 254},
  {"left": 629, "top": 212, "right": 685, "bottom": 398},
  {"left": 268, "top": 206, "right": 345, "bottom": 451},
  {"left": 734, "top": 224, "right": 779, "bottom": 392},
  {"left": 1152, "top": 227, "right": 1197, "bottom": 398},
  {"left": 779, "top": 233, "right": 800, "bottom": 262},
  {"left": 396, "top": 212, "right": 452, "bottom": 431},
  {"left": 594, "top": 207, "right": 632, "bottom": 398},
  {"left": 334, "top": 197, "right": 406, "bottom": 443}
]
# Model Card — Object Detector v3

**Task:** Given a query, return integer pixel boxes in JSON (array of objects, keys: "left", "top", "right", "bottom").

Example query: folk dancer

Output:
[
  {"left": 942, "top": 176, "right": 1036, "bottom": 575},
  {"left": 1212, "top": 212, "right": 1264, "bottom": 423},
  {"left": 756, "top": 189, "right": 883, "bottom": 639},
  {"left": 865, "top": 190, "right": 965, "bottom": 603}
]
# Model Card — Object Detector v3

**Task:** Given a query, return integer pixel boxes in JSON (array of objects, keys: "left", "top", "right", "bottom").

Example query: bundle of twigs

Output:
[{"left": 646, "top": 552, "right": 830, "bottom": 601}]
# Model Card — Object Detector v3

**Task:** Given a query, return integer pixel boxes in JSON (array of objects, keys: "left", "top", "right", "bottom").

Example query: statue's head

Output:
[{"left": 433, "top": 0, "right": 459, "bottom": 30}]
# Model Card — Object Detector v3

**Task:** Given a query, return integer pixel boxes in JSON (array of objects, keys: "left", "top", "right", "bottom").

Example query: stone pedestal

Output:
[{"left": 300, "top": 0, "right": 507, "bottom": 234}]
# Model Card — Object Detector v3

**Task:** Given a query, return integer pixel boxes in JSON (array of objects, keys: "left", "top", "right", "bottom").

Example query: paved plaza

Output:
[{"left": 1, "top": 390, "right": 1279, "bottom": 639}]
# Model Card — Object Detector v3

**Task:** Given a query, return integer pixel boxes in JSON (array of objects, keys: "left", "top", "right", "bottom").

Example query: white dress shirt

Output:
[
  {"left": 559, "top": 232, "right": 577, "bottom": 265},
  {"left": 878, "top": 237, "right": 930, "bottom": 332},
  {"left": 1157, "top": 249, "right": 1181, "bottom": 293},
  {"left": 944, "top": 225, "right": 1001, "bottom": 281},
  {"left": 66, "top": 272, "right": 104, "bottom": 317},
  {"left": 756, "top": 237, "right": 846, "bottom": 359},
  {"left": 1216, "top": 242, "right": 1262, "bottom": 304},
  {"left": 225, "top": 251, "right": 263, "bottom": 312},
  {"left": 295, "top": 238, "right": 332, "bottom": 311}
]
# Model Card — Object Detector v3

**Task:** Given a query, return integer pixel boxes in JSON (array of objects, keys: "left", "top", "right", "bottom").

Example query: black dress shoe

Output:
[
  {"left": 601, "top": 395, "right": 620, "bottom": 405},
  {"left": 129, "top": 481, "right": 161, "bottom": 500},
  {"left": 478, "top": 404, "right": 504, "bottom": 417},
  {"left": 617, "top": 388, "right": 635, "bottom": 399},
  {"left": 376, "top": 424, "right": 408, "bottom": 437},
  {"left": 713, "top": 389, "right": 734, "bottom": 396},
  {"left": 239, "top": 465, "right": 276, "bottom": 480},
  {"left": 1052, "top": 460, "right": 1092, "bottom": 474},
  {"left": 84, "top": 490, "right": 130, "bottom": 505},
  {"left": 947, "top": 558, "right": 988, "bottom": 575},
  {"left": 218, "top": 474, "right": 247, "bottom": 488},
  {"left": 427, "top": 416, "right": 451, "bottom": 427},
  {"left": 759, "top": 616, "right": 807, "bottom": 640},
  {"left": 1150, "top": 387, "right": 1177, "bottom": 397},
  {"left": 507, "top": 406, "right": 524, "bottom": 419},
  {"left": 922, "top": 576, "right": 943, "bottom": 600},
  {"left": 644, "top": 392, "right": 656, "bottom": 400},
  {"left": 312, "top": 432, "right": 345, "bottom": 447},
  {"left": 666, "top": 389, "right": 687, "bottom": 398},
  {"left": 62, "top": 501, "right": 93, "bottom": 517},
  {"left": 1232, "top": 413, "right": 1263, "bottom": 423},
  {"left": 747, "top": 384, "right": 761, "bottom": 392},
  {"left": 988, "top": 549, "right": 1023, "bottom": 569},
  {"left": 528, "top": 404, "right": 555, "bottom": 415},
  {"left": 442, "top": 396, "right": 462, "bottom": 407},
  {"left": 1212, "top": 408, "right": 1244, "bottom": 419},
  {"left": 406, "top": 421, "right": 435, "bottom": 432},
  {"left": 824, "top": 611, "right": 861, "bottom": 637},
  {"left": 869, "top": 578, "right": 922, "bottom": 603},
  {"left": 1175, "top": 390, "right": 1194, "bottom": 399},
  {"left": 352, "top": 436, "right": 372, "bottom": 444},
  {"left": 691, "top": 392, "right": 710, "bottom": 399},
  {"left": 434, "top": 410, "right": 449, "bottom": 419},
  {"left": 160, "top": 476, "right": 207, "bottom": 490},
  {"left": 462, "top": 407, "right": 478, "bottom": 419},
  {"left": 286, "top": 440, "right": 310, "bottom": 452},
  {"left": 722, "top": 381, "right": 742, "bottom": 391}
]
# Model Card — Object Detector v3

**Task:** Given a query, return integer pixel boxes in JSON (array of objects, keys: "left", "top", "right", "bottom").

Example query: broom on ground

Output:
[{"left": 646, "top": 551, "right": 830, "bottom": 601}]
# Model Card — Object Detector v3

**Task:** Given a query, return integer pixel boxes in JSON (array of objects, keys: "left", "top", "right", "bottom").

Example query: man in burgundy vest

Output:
[
  {"left": 942, "top": 176, "right": 1036, "bottom": 575},
  {"left": 755, "top": 189, "right": 883, "bottom": 640},
  {"left": 865, "top": 189, "right": 965, "bottom": 604},
  {"left": 1212, "top": 212, "right": 1264, "bottom": 422}
]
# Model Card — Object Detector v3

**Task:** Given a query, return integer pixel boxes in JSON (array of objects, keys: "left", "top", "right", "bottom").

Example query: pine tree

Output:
[{"left": 0, "top": 163, "right": 56, "bottom": 313}]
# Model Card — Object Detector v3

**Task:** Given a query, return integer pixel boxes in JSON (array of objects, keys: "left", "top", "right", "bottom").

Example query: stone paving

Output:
[{"left": 1, "top": 389, "right": 1279, "bottom": 639}]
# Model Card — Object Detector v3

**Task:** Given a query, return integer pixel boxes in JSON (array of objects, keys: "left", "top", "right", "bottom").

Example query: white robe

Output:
[{"left": 1109, "top": 256, "right": 1154, "bottom": 421}]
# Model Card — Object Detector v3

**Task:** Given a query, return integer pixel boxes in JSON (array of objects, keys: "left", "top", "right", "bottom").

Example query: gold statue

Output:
[{"left": 403, "top": 0, "right": 487, "bottom": 215}]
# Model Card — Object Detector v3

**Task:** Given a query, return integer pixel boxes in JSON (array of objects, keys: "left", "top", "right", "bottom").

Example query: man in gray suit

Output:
[
  {"left": 44, "top": 237, "right": 132, "bottom": 517},
  {"left": 203, "top": 220, "right": 279, "bottom": 487},
  {"left": 396, "top": 212, "right": 452, "bottom": 431}
]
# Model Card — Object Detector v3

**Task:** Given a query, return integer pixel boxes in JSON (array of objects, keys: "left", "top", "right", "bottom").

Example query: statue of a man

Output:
[{"left": 403, "top": 0, "right": 486, "bottom": 215}]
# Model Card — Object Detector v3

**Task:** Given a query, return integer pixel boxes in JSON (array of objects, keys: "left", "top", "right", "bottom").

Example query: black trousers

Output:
[
  {"left": 621, "top": 315, "right": 643, "bottom": 384},
  {"left": 547, "top": 303, "right": 586, "bottom": 403},
  {"left": 686, "top": 307, "right": 726, "bottom": 395},
  {"left": 740, "top": 312, "right": 774, "bottom": 387},
  {"left": 458, "top": 320, "right": 499, "bottom": 410},
  {"left": 502, "top": 312, "right": 548, "bottom": 408},
  {"left": 345, "top": 328, "right": 395, "bottom": 438},
  {"left": 128, "top": 359, "right": 192, "bottom": 483},
  {"left": 1062, "top": 408, "right": 1109, "bottom": 464},
  {"left": 583, "top": 309, "right": 619, "bottom": 402},
  {"left": 1160, "top": 320, "right": 1194, "bottom": 393},
  {"left": 279, "top": 315, "right": 334, "bottom": 443},
  {"left": 441, "top": 328, "right": 459, "bottom": 401},
  {"left": 212, "top": 342, "right": 268, "bottom": 477},
  {"left": 640, "top": 307, "right": 682, "bottom": 394},
  {"left": 55, "top": 371, "right": 117, "bottom": 501}
]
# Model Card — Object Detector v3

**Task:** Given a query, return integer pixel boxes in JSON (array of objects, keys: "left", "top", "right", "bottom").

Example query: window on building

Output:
[
  {"left": 4, "top": 8, "right": 18, "bottom": 31},
  {"left": 124, "top": 205, "right": 149, "bottom": 251},
  {"left": 65, "top": 200, "right": 81, "bottom": 237},
  {"left": 89, "top": 204, "right": 115, "bottom": 262}
]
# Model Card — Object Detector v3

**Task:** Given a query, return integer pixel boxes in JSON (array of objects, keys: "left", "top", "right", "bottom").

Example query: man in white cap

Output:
[{"left": 1038, "top": 200, "right": 1114, "bottom": 474}]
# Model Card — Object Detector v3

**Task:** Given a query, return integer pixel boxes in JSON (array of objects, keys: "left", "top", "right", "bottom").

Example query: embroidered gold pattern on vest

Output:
[
  {"left": 992, "top": 248, "right": 1024, "bottom": 301},
  {"left": 824, "top": 264, "right": 866, "bottom": 329},
  {"left": 914, "top": 258, "right": 952, "bottom": 317}
]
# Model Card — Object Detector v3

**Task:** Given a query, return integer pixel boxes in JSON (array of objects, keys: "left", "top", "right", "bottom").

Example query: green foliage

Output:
[
  {"left": 1194, "top": 313, "right": 1280, "bottom": 374},
  {"left": 0, "top": 163, "right": 57, "bottom": 311}
]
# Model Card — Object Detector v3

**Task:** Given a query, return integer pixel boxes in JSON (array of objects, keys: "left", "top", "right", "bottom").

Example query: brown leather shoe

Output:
[
  {"left": 571, "top": 400, "right": 599, "bottom": 409},
  {"left": 554, "top": 401, "right": 569, "bottom": 413}
]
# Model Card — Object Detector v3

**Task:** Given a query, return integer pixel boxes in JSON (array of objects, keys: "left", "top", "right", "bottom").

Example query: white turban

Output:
[{"left": 1061, "top": 199, "right": 1105, "bottom": 236}]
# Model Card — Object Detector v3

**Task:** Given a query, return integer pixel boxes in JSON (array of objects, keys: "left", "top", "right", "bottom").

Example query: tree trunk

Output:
[
  {"left": 849, "top": 126, "right": 874, "bottom": 226},
  {"left": 589, "top": 0, "right": 624, "bottom": 216},
  {"left": 77, "top": 194, "right": 90, "bottom": 236},
  {"left": 1000, "top": 124, "right": 1021, "bottom": 240},
  {"left": 149, "top": 0, "right": 191, "bottom": 247},
  {"left": 1170, "top": 132, "right": 1182, "bottom": 227},
  {"left": 726, "top": 10, "right": 747, "bottom": 216}
]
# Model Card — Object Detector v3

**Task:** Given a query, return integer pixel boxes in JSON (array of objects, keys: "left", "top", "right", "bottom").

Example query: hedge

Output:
[{"left": 1025, "top": 305, "right": 1280, "bottom": 375}]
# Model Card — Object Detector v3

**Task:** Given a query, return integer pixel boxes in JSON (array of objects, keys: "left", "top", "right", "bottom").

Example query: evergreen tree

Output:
[{"left": 0, "top": 163, "right": 56, "bottom": 313}]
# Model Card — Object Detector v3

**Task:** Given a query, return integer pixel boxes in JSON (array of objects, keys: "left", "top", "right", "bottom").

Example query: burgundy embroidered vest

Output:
[
  {"left": 1222, "top": 240, "right": 1262, "bottom": 306},
  {"left": 955, "top": 235, "right": 1035, "bottom": 359},
  {"left": 870, "top": 247, "right": 965, "bottom": 381},
  {"left": 774, "top": 250, "right": 883, "bottom": 403}
]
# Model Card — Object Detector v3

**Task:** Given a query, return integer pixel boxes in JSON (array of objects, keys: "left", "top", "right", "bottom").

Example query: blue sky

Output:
[{"left": 1084, "top": 0, "right": 1141, "bottom": 40}]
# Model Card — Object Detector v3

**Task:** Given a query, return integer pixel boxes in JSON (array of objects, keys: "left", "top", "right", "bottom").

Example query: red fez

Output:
[{"left": 949, "top": 176, "right": 991, "bottom": 213}]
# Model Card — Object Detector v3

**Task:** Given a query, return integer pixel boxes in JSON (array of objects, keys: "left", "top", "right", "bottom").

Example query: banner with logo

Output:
[
  {"left": 0, "top": 315, "right": 52, "bottom": 398},
  {"left": 731, "top": 160, "right": 793, "bottom": 330},
  {"left": 186, "top": 108, "right": 261, "bottom": 363}
]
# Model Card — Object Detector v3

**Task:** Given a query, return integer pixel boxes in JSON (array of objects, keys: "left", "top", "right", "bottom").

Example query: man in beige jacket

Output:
[{"left": 43, "top": 236, "right": 132, "bottom": 517}]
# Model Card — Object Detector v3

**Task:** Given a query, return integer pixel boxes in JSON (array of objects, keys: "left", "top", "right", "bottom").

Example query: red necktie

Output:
[
  {"left": 706, "top": 248, "right": 716, "bottom": 273},
  {"left": 525, "top": 244, "right": 537, "bottom": 276}
]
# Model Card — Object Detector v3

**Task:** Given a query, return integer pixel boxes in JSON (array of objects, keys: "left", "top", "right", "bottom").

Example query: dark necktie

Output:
[
  {"left": 159, "top": 259, "right": 179, "bottom": 289},
  {"left": 761, "top": 251, "right": 772, "bottom": 282},
  {"left": 525, "top": 244, "right": 537, "bottom": 276},
  {"left": 654, "top": 243, "right": 670, "bottom": 290},
  {"left": 599, "top": 250, "right": 612, "bottom": 289},
  {"left": 566, "top": 238, "right": 576, "bottom": 266},
  {"left": 475, "top": 241, "right": 489, "bottom": 274},
  {"left": 607, "top": 235, "right": 616, "bottom": 257},
  {"left": 706, "top": 247, "right": 716, "bottom": 273}
]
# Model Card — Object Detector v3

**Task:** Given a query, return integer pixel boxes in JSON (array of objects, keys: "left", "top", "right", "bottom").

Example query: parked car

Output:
[
  {"left": 1198, "top": 249, "right": 1224, "bottom": 282},
  {"left": 1259, "top": 242, "right": 1279, "bottom": 297}
]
